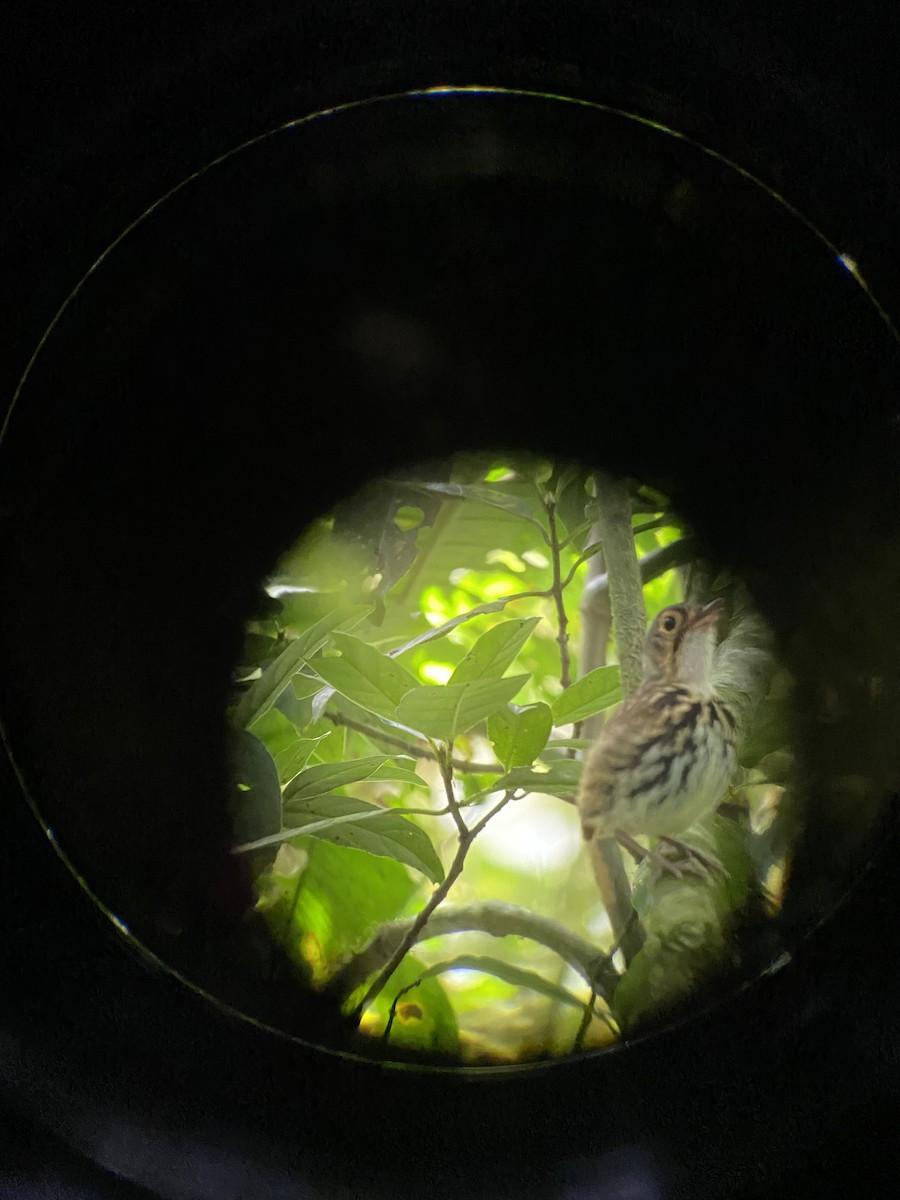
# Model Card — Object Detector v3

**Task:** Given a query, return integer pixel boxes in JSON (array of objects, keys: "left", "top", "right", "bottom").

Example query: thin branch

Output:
[
  {"left": 581, "top": 536, "right": 698, "bottom": 617},
  {"left": 386, "top": 589, "right": 549, "bottom": 658},
  {"left": 631, "top": 515, "right": 674, "bottom": 538},
  {"left": 557, "top": 518, "right": 596, "bottom": 550},
  {"left": 559, "top": 541, "right": 603, "bottom": 592},
  {"left": 468, "top": 788, "right": 518, "bottom": 837},
  {"left": 592, "top": 473, "right": 648, "bottom": 696},
  {"left": 323, "top": 711, "right": 503, "bottom": 774},
  {"left": 545, "top": 498, "right": 572, "bottom": 689},
  {"left": 383, "top": 958, "right": 607, "bottom": 1046},
  {"left": 436, "top": 742, "right": 469, "bottom": 838},
  {"left": 578, "top": 478, "right": 648, "bottom": 965},
  {"left": 572, "top": 985, "right": 599, "bottom": 1052},
  {"left": 347, "top": 789, "right": 519, "bottom": 1023},
  {"left": 328, "top": 900, "right": 620, "bottom": 1003}
]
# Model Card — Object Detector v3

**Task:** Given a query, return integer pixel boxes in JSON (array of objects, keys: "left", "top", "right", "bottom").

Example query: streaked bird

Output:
[{"left": 578, "top": 600, "right": 736, "bottom": 876}]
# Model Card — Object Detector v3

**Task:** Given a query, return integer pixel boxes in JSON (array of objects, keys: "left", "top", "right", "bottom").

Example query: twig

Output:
[
  {"left": 387, "top": 589, "right": 549, "bottom": 658},
  {"left": 328, "top": 900, "right": 620, "bottom": 1002},
  {"left": 323, "top": 711, "right": 503, "bottom": 774},
  {"left": 347, "top": 789, "right": 520, "bottom": 1023},
  {"left": 581, "top": 536, "right": 698, "bottom": 617},
  {"left": 436, "top": 742, "right": 469, "bottom": 838},
  {"left": 572, "top": 985, "right": 599, "bottom": 1052},
  {"left": 559, "top": 541, "right": 603, "bottom": 593},
  {"left": 545, "top": 498, "right": 572, "bottom": 689}
]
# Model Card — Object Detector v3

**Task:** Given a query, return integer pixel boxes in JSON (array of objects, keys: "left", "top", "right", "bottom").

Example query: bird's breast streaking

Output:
[{"left": 577, "top": 601, "right": 737, "bottom": 849}]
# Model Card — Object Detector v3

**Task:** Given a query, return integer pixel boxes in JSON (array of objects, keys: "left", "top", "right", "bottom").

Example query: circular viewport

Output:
[
  {"left": 231, "top": 456, "right": 791, "bottom": 1063},
  {"left": 4, "top": 86, "right": 898, "bottom": 1070}
]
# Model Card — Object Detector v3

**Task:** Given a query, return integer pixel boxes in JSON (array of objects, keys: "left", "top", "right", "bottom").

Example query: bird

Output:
[{"left": 577, "top": 599, "right": 737, "bottom": 877}]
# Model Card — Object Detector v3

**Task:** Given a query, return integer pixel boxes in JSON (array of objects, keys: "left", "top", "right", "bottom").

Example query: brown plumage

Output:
[{"left": 577, "top": 600, "right": 737, "bottom": 876}]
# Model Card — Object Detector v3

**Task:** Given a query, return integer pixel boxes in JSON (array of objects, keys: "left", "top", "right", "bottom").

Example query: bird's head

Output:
[{"left": 642, "top": 599, "right": 723, "bottom": 688}]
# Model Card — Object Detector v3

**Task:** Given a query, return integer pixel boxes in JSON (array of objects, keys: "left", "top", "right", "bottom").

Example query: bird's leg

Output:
[
  {"left": 657, "top": 835, "right": 726, "bottom": 879},
  {"left": 615, "top": 830, "right": 697, "bottom": 879}
]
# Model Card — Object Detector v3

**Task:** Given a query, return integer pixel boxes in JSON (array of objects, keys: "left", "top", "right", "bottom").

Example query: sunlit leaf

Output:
[
  {"left": 397, "top": 675, "right": 529, "bottom": 741},
  {"left": 551, "top": 666, "right": 622, "bottom": 725},
  {"left": 354, "top": 953, "right": 459, "bottom": 1055},
  {"left": 274, "top": 733, "right": 333, "bottom": 782},
  {"left": 393, "top": 596, "right": 535, "bottom": 657},
  {"left": 283, "top": 754, "right": 427, "bottom": 801},
  {"left": 311, "top": 632, "right": 418, "bottom": 720},
  {"left": 236, "top": 802, "right": 439, "bottom": 853},
  {"left": 449, "top": 617, "right": 541, "bottom": 684},
  {"left": 386, "top": 490, "right": 551, "bottom": 613},
  {"left": 367, "top": 757, "right": 428, "bottom": 786},
  {"left": 283, "top": 755, "right": 394, "bottom": 802},
  {"left": 248, "top": 705, "right": 300, "bottom": 759},
  {"left": 262, "top": 839, "right": 416, "bottom": 985},
  {"left": 393, "top": 505, "right": 426, "bottom": 531},
  {"left": 276, "top": 796, "right": 444, "bottom": 882},
  {"left": 488, "top": 702, "right": 553, "bottom": 769},
  {"left": 232, "top": 605, "right": 371, "bottom": 728}
]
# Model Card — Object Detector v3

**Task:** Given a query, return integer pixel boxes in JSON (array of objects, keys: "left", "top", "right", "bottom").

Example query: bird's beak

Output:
[{"left": 694, "top": 598, "right": 724, "bottom": 628}]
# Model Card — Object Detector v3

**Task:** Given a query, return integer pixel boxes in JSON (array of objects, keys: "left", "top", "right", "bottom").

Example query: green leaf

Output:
[
  {"left": 399, "top": 480, "right": 548, "bottom": 531},
  {"left": 392, "top": 596, "right": 534, "bottom": 657},
  {"left": 389, "top": 954, "right": 592, "bottom": 1014},
  {"left": 236, "top": 802, "right": 431, "bottom": 852},
  {"left": 273, "top": 733, "right": 333, "bottom": 782},
  {"left": 274, "top": 685, "right": 313, "bottom": 728},
  {"left": 229, "top": 731, "right": 281, "bottom": 844},
  {"left": 553, "top": 463, "right": 583, "bottom": 502},
  {"left": 247, "top": 706, "right": 301, "bottom": 759},
  {"left": 311, "top": 632, "right": 419, "bottom": 720},
  {"left": 232, "top": 605, "right": 371, "bottom": 729},
  {"left": 277, "top": 796, "right": 444, "bottom": 883},
  {"left": 396, "top": 675, "right": 529, "bottom": 741},
  {"left": 283, "top": 754, "right": 427, "bottom": 802},
  {"left": 493, "top": 760, "right": 582, "bottom": 799},
  {"left": 355, "top": 953, "right": 460, "bottom": 1055},
  {"left": 393, "top": 505, "right": 426, "bottom": 531},
  {"left": 367, "top": 757, "right": 428, "bottom": 786},
  {"left": 449, "top": 617, "right": 541, "bottom": 684},
  {"left": 385, "top": 487, "right": 551, "bottom": 611},
  {"left": 283, "top": 755, "right": 393, "bottom": 803},
  {"left": 488, "top": 702, "right": 553, "bottom": 769},
  {"left": 260, "top": 839, "right": 416, "bottom": 985},
  {"left": 551, "top": 665, "right": 622, "bottom": 725}
]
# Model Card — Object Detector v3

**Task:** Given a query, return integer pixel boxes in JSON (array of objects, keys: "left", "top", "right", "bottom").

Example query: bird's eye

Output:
[{"left": 661, "top": 614, "right": 679, "bottom": 632}]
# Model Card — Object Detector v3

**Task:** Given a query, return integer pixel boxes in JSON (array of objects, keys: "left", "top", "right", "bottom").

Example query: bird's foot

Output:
[
  {"left": 614, "top": 831, "right": 692, "bottom": 879},
  {"left": 657, "top": 836, "right": 726, "bottom": 879},
  {"left": 614, "top": 831, "right": 725, "bottom": 880}
]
